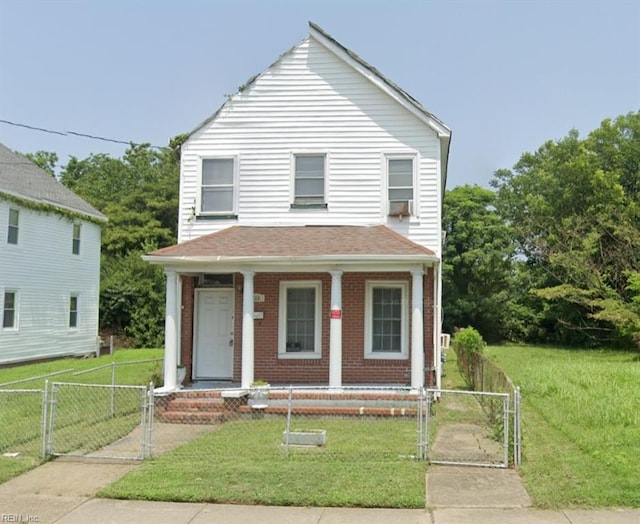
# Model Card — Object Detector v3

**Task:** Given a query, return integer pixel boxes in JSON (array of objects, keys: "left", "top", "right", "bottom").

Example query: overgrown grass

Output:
[
  {"left": 0, "top": 348, "right": 162, "bottom": 483},
  {"left": 486, "top": 345, "right": 640, "bottom": 508},
  {"left": 100, "top": 417, "right": 427, "bottom": 508}
]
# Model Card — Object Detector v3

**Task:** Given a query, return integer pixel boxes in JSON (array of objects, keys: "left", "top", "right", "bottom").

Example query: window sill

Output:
[
  {"left": 290, "top": 203, "right": 328, "bottom": 210},
  {"left": 364, "top": 353, "right": 408, "bottom": 361},
  {"left": 196, "top": 214, "right": 239, "bottom": 221},
  {"left": 278, "top": 352, "right": 322, "bottom": 360}
]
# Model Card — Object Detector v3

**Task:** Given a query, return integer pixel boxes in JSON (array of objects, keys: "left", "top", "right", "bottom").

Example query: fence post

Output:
[
  {"left": 110, "top": 362, "right": 116, "bottom": 417},
  {"left": 109, "top": 335, "right": 114, "bottom": 356},
  {"left": 284, "top": 386, "right": 293, "bottom": 458},
  {"left": 503, "top": 394, "right": 510, "bottom": 467},
  {"left": 41, "top": 380, "right": 49, "bottom": 459},
  {"left": 514, "top": 387, "right": 521, "bottom": 466}
]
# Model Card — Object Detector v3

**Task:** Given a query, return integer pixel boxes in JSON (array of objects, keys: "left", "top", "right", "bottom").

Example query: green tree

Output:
[
  {"left": 492, "top": 111, "right": 640, "bottom": 348},
  {"left": 23, "top": 150, "right": 58, "bottom": 176},
  {"left": 442, "top": 185, "right": 519, "bottom": 343}
]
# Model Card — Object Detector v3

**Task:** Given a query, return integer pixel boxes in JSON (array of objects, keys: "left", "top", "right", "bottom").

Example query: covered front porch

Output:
[{"left": 144, "top": 225, "right": 443, "bottom": 393}]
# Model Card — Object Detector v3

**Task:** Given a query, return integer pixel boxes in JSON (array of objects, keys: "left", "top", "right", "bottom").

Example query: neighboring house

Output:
[
  {"left": 145, "top": 22, "right": 451, "bottom": 391},
  {"left": 0, "top": 143, "right": 106, "bottom": 365}
]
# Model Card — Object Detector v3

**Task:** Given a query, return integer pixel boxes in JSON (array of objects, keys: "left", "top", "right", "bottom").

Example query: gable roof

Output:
[
  {"left": 0, "top": 142, "right": 106, "bottom": 221},
  {"left": 186, "top": 22, "right": 451, "bottom": 188},
  {"left": 147, "top": 225, "right": 435, "bottom": 262}
]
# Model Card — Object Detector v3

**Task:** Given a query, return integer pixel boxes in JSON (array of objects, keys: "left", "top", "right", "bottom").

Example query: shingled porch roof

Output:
[{"left": 148, "top": 225, "right": 435, "bottom": 261}]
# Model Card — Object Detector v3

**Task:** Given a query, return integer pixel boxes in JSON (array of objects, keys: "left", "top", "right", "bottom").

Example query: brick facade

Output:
[{"left": 180, "top": 270, "right": 435, "bottom": 386}]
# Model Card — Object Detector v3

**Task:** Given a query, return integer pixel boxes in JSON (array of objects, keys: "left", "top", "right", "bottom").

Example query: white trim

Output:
[
  {"left": 197, "top": 154, "right": 239, "bottom": 216},
  {"left": 364, "top": 281, "right": 409, "bottom": 360},
  {"left": 290, "top": 151, "right": 329, "bottom": 206},
  {"left": 1, "top": 289, "right": 19, "bottom": 331},
  {"left": 383, "top": 152, "right": 419, "bottom": 219},
  {"left": 278, "top": 280, "right": 322, "bottom": 359}
]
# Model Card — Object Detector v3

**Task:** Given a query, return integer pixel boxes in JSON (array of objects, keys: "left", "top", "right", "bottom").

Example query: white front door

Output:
[{"left": 194, "top": 289, "right": 234, "bottom": 379}]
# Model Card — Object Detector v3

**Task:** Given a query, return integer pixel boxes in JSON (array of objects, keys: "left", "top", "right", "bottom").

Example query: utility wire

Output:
[{"left": 0, "top": 119, "right": 166, "bottom": 149}]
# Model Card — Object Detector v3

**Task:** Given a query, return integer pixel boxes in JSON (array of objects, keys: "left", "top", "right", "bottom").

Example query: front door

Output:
[{"left": 194, "top": 289, "right": 234, "bottom": 379}]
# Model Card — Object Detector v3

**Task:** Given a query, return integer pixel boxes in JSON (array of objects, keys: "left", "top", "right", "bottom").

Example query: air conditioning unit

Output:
[
  {"left": 388, "top": 199, "right": 412, "bottom": 217},
  {"left": 440, "top": 333, "right": 451, "bottom": 349}
]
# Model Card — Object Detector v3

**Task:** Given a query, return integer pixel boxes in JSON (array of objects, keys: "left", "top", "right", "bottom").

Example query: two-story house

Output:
[
  {"left": 146, "top": 23, "right": 451, "bottom": 392},
  {"left": 0, "top": 143, "right": 106, "bottom": 365}
]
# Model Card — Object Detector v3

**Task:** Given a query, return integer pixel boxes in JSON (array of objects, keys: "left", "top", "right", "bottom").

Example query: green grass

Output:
[
  {"left": 0, "top": 348, "right": 162, "bottom": 483},
  {"left": 100, "top": 417, "right": 427, "bottom": 508},
  {"left": 486, "top": 345, "right": 640, "bottom": 508}
]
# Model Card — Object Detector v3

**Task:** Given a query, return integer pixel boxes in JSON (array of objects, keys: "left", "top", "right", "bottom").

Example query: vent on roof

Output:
[{"left": 388, "top": 200, "right": 413, "bottom": 217}]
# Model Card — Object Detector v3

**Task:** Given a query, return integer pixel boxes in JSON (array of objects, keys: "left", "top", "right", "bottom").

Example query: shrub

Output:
[{"left": 452, "top": 327, "right": 486, "bottom": 389}]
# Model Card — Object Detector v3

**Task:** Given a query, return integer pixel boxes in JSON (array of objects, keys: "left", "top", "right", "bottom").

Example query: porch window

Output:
[
  {"left": 69, "top": 295, "right": 78, "bottom": 329},
  {"left": 7, "top": 208, "right": 19, "bottom": 244},
  {"left": 200, "top": 157, "right": 236, "bottom": 214},
  {"left": 387, "top": 156, "right": 415, "bottom": 217},
  {"left": 279, "top": 281, "right": 322, "bottom": 358},
  {"left": 364, "top": 281, "right": 409, "bottom": 359},
  {"left": 2, "top": 291, "right": 17, "bottom": 329},
  {"left": 72, "top": 223, "right": 81, "bottom": 255},
  {"left": 293, "top": 154, "right": 326, "bottom": 207}
]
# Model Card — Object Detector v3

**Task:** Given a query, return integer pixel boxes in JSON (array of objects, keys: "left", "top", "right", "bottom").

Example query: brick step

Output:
[
  {"left": 238, "top": 405, "right": 418, "bottom": 417},
  {"left": 164, "top": 398, "right": 226, "bottom": 412},
  {"left": 156, "top": 410, "right": 228, "bottom": 424}
]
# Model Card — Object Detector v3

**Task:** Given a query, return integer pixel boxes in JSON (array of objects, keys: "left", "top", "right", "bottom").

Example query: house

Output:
[
  {"left": 145, "top": 22, "right": 451, "bottom": 392},
  {"left": 0, "top": 143, "right": 106, "bottom": 365}
]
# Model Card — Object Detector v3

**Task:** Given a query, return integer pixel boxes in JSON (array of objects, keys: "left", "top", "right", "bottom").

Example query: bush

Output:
[{"left": 452, "top": 327, "right": 486, "bottom": 389}]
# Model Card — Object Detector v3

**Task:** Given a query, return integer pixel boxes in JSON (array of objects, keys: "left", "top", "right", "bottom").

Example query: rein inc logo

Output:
[{"left": 2, "top": 515, "right": 39, "bottom": 522}]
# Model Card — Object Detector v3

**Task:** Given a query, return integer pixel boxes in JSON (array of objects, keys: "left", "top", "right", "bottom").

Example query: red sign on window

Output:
[{"left": 330, "top": 309, "right": 342, "bottom": 319}]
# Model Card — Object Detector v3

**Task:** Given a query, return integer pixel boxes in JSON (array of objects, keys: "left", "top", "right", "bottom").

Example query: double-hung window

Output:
[
  {"left": 278, "top": 281, "right": 322, "bottom": 358},
  {"left": 293, "top": 154, "right": 326, "bottom": 207},
  {"left": 387, "top": 157, "right": 415, "bottom": 216},
  {"left": 69, "top": 295, "right": 78, "bottom": 329},
  {"left": 72, "top": 224, "right": 81, "bottom": 255},
  {"left": 201, "top": 157, "right": 236, "bottom": 215},
  {"left": 364, "top": 281, "right": 409, "bottom": 359},
  {"left": 2, "top": 291, "right": 17, "bottom": 329},
  {"left": 7, "top": 208, "right": 19, "bottom": 244}
]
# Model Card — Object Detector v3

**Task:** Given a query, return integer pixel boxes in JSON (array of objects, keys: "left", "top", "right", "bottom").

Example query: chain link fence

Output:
[
  {"left": 154, "top": 386, "right": 429, "bottom": 463},
  {"left": 0, "top": 389, "right": 45, "bottom": 460}
]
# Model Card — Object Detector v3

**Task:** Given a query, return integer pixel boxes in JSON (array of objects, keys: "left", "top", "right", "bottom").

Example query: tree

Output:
[
  {"left": 23, "top": 150, "right": 58, "bottom": 176},
  {"left": 442, "top": 185, "right": 520, "bottom": 343},
  {"left": 492, "top": 111, "right": 640, "bottom": 348}
]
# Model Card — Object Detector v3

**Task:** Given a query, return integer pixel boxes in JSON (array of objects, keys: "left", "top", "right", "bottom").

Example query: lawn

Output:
[
  {"left": 486, "top": 345, "right": 640, "bottom": 508},
  {"left": 100, "top": 417, "right": 427, "bottom": 508}
]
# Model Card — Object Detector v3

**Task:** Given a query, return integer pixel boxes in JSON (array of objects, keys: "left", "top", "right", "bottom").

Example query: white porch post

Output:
[
  {"left": 329, "top": 270, "right": 343, "bottom": 389},
  {"left": 241, "top": 271, "right": 255, "bottom": 389},
  {"left": 163, "top": 269, "right": 179, "bottom": 390},
  {"left": 411, "top": 269, "right": 424, "bottom": 390}
]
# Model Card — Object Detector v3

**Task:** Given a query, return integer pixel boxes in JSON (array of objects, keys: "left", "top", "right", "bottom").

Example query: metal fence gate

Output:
[
  {"left": 424, "top": 388, "right": 516, "bottom": 468},
  {"left": 44, "top": 382, "right": 153, "bottom": 461}
]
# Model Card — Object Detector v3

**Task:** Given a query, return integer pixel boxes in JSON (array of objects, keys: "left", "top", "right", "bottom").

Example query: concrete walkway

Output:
[{"left": 0, "top": 422, "right": 638, "bottom": 523}]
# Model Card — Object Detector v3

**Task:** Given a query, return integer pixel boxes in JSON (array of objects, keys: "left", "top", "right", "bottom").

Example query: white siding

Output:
[
  {"left": 180, "top": 36, "right": 442, "bottom": 253},
  {"left": 0, "top": 200, "right": 102, "bottom": 364}
]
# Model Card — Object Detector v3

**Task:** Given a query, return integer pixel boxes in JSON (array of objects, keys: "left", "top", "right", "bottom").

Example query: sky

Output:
[{"left": 0, "top": 0, "right": 638, "bottom": 188}]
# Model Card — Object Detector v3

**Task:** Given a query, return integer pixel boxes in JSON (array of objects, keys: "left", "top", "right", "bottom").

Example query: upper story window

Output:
[
  {"left": 387, "top": 157, "right": 415, "bottom": 217},
  {"left": 293, "top": 154, "right": 326, "bottom": 207},
  {"left": 364, "top": 281, "right": 409, "bottom": 359},
  {"left": 2, "top": 291, "right": 17, "bottom": 329},
  {"left": 278, "top": 281, "right": 322, "bottom": 359},
  {"left": 69, "top": 295, "right": 78, "bottom": 329},
  {"left": 7, "top": 208, "right": 19, "bottom": 244},
  {"left": 72, "top": 224, "right": 81, "bottom": 255},
  {"left": 200, "top": 157, "right": 236, "bottom": 215}
]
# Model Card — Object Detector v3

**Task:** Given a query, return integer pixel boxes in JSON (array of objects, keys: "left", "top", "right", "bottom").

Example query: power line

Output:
[{"left": 0, "top": 119, "right": 166, "bottom": 149}]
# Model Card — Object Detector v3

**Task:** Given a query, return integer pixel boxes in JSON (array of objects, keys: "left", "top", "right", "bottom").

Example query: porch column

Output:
[
  {"left": 411, "top": 269, "right": 424, "bottom": 390},
  {"left": 241, "top": 271, "right": 255, "bottom": 389},
  {"left": 163, "top": 269, "right": 179, "bottom": 390},
  {"left": 329, "top": 270, "right": 343, "bottom": 389}
]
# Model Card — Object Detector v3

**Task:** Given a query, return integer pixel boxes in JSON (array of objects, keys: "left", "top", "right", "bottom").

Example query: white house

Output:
[
  {"left": 145, "top": 22, "right": 451, "bottom": 391},
  {"left": 0, "top": 143, "right": 106, "bottom": 365}
]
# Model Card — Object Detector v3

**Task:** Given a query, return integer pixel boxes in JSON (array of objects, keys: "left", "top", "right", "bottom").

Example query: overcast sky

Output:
[{"left": 1, "top": 0, "right": 638, "bottom": 188}]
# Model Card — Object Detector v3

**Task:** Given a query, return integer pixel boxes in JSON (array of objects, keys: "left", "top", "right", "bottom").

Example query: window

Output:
[
  {"left": 72, "top": 224, "right": 81, "bottom": 255},
  {"left": 7, "top": 208, "right": 19, "bottom": 244},
  {"left": 278, "top": 281, "right": 322, "bottom": 358},
  {"left": 69, "top": 295, "right": 78, "bottom": 329},
  {"left": 293, "top": 154, "right": 325, "bottom": 206},
  {"left": 201, "top": 158, "right": 236, "bottom": 214},
  {"left": 2, "top": 291, "right": 17, "bottom": 329},
  {"left": 364, "top": 282, "right": 408, "bottom": 359},
  {"left": 387, "top": 157, "right": 414, "bottom": 216}
]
